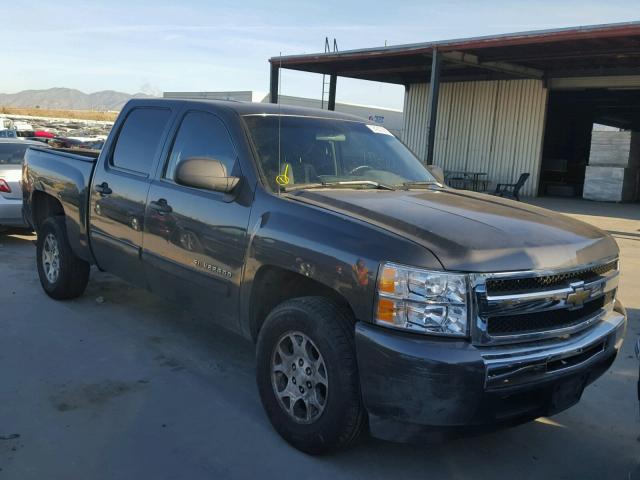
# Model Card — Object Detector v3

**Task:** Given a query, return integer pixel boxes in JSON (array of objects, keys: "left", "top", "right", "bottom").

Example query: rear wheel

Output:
[
  {"left": 36, "top": 216, "right": 90, "bottom": 299},
  {"left": 256, "top": 297, "right": 366, "bottom": 454}
]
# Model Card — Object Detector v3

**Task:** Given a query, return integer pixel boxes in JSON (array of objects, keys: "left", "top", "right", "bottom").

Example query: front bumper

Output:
[
  {"left": 0, "top": 198, "right": 28, "bottom": 227},
  {"left": 355, "top": 301, "right": 626, "bottom": 443}
]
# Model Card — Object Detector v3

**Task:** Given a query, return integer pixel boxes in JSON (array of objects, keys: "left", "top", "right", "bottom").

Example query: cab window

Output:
[
  {"left": 164, "top": 111, "right": 237, "bottom": 182},
  {"left": 111, "top": 107, "right": 171, "bottom": 175}
]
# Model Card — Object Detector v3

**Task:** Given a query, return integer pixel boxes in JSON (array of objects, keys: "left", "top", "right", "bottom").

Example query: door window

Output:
[
  {"left": 111, "top": 107, "right": 171, "bottom": 175},
  {"left": 164, "top": 111, "right": 237, "bottom": 181}
]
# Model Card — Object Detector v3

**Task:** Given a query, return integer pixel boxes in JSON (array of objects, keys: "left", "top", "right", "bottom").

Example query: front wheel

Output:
[
  {"left": 256, "top": 297, "right": 366, "bottom": 454},
  {"left": 36, "top": 216, "right": 90, "bottom": 300}
]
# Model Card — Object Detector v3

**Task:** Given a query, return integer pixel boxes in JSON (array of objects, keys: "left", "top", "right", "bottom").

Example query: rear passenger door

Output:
[
  {"left": 142, "top": 109, "right": 252, "bottom": 326},
  {"left": 89, "top": 106, "right": 174, "bottom": 287}
]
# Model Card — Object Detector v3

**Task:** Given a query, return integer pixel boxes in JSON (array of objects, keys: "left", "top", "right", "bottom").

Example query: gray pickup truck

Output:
[{"left": 22, "top": 98, "right": 626, "bottom": 453}]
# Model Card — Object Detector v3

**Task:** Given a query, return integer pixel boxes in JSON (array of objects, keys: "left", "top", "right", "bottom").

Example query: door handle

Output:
[
  {"left": 149, "top": 198, "right": 172, "bottom": 215},
  {"left": 95, "top": 182, "right": 112, "bottom": 196}
]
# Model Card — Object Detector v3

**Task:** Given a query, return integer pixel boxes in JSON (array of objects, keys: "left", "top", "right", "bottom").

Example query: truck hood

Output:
[{"left": 290, "top": 188, "right": 618, "bottom": 272}]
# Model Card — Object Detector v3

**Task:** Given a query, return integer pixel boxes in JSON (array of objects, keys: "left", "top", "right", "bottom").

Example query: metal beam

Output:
[
  {"left": 331, "top": 65, "right": 429, "bottom": 77},
  {"left": 442, "top": 50, "right": 544, "bottom": 79},
  {"left": 426, "top": 49, "right": 441, "bottom": 165},
  {"left": 328, "top": 74, "right": 337, "bottom": 111},
  {"left": 480, "top": 46, "right": 640, "bottom": 63},
  {"left": 270, "top": 63, "right": 279, "bottom": 104},
  {"left": 548, "top": 74, "right": 640, "bottom": 90}
]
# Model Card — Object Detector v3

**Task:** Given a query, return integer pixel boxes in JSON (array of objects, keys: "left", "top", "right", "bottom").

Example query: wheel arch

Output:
[
  {"left": 247, "top": 265, "right": 356, "bottom": 342},
  {"left": 31, "top": 190, "right": 92, "bottom": 263},
  {"left": 31, "top": 191, "right": 65, "bottom": 231}
]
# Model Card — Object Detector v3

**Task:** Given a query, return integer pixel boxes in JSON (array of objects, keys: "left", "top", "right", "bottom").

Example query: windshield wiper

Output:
[
  {"left": 327, "top": 180, "right": 395, "bottom": 190},
  {"left": 281, "top": 180, "right": 395, "bottom": 192},
  {"left": 400, "top": 180, "right": 442, "bottom": 189},
  {"left": 280, "top": 182, "right": 325, "bottom": 192}
]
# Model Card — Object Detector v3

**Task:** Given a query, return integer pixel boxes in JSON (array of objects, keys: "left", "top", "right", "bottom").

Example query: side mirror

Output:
[
  {"left": 427, "top": 165, "right": 445, "bottom": 184},
  {"left": 175, "top": 157, "right": 239, "bottom": 193}
]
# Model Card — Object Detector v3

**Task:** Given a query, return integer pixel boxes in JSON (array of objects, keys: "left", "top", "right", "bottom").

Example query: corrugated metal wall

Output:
[{"left": 402, "top": 79, "right": 548, "bottom": 197}]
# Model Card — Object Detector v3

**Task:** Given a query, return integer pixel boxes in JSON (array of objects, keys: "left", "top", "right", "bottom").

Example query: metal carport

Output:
[{"left": 269, "top": 22, "right": 640, "bottom": 197}]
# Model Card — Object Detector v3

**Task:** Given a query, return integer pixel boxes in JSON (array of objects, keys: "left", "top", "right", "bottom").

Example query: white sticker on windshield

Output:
[{"left": 366, "top": 124, "right": 393, "bottom": 136}]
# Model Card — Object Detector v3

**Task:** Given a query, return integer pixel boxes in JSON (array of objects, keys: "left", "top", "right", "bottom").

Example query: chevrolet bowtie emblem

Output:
[{"left": 566, "top": 285, "right": 590, "bottom": 308}]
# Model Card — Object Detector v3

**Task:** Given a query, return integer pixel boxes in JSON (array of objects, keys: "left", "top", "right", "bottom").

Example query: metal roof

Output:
[{"left": 270, "top": 21, "right": 640, "bottom": 84}]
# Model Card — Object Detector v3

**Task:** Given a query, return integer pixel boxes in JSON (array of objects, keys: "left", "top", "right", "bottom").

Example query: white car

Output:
[
  {"left": 13, "top": 120, "right": 33, "bottom": 132},
  {"left": 0, "top": 139, "right": 45, "bottom": 228}
]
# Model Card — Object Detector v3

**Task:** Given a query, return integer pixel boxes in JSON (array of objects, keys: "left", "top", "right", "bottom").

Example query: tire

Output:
[
  {"left": 256, "top": 296, "right": 366, "bottom": 454},
  {"left": 36, "top": 216, "right": 90, "bottom": 300}
]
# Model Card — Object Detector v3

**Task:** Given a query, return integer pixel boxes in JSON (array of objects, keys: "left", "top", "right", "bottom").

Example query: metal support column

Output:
[
  {"left": 328, "top": 74, "right": 337, "bottom": 111},
  {"left": 426, "top": 49, "right": 441, "bottom": 165},
  {"left": 270, "top": 63, "right": 279, "bottom": 104}
]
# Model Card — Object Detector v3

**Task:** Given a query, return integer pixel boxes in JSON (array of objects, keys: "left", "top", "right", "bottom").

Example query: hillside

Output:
[{"left": 0, "top": 88, "right": 154, "bottom": 111}]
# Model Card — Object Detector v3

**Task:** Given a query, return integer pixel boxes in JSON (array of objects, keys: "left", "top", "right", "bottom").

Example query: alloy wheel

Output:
[
  {"left": 42, "top": 233, "right": 61, "bottom": 284},
  {"left": 271, "top": 331, "right": 329, "bottom": 424}
]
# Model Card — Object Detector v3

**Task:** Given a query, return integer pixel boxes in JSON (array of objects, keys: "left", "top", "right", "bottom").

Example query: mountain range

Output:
[{"left": 0, "top": 88, "right": 155, "bottom": 111}]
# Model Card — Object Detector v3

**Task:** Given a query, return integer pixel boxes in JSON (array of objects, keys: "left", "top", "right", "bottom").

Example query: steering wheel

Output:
[{"left": 349, "top": 165, "right": 374, "bottom": 176}]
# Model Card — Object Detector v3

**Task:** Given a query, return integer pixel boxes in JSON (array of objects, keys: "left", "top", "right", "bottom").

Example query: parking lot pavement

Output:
[{"left": 1, "top": 199, "right": 639, "bottom": 480}]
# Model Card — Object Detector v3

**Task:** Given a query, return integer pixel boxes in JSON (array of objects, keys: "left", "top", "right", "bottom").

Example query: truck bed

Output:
[{"left": 22, "top": 146, "right": 99, "bottom": 262}]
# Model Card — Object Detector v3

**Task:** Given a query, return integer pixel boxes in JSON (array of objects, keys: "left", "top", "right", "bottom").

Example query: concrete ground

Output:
[{"left": 0, "top": 197, "right": 639, "bottom": 479}]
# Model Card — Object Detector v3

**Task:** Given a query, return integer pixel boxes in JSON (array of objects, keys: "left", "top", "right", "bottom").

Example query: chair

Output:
[
  {"left": 445, "top": 171, "right": 468, "bottom": 189},
  {"left": 494, "top": 173, "right": 530, "bottom": 201}
]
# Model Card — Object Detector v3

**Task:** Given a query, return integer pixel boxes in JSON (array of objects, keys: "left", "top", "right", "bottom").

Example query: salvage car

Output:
[
  {"left": 0, "top": 138, "right": 44, "bottom": 228},
  {"left": 22, "top": 99, "right": 627, "bottom": 453},
  {"left": 0, "top": 129, "right": 18, "bottom": 139}
]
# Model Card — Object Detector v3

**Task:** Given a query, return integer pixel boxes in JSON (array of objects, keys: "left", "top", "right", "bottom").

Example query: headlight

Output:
[{"left": 374, "top": 262, "right": 469, "bottom": 337}]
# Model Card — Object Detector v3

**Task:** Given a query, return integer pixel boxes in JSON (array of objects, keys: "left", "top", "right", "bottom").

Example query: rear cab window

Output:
[{"left": 111, "top": 107, "right": 172, "bottom": 175}]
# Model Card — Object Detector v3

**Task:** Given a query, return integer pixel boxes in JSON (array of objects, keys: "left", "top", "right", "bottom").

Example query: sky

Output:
[{"left": 2, "top": 0, "right": 639, "bottom": 109}]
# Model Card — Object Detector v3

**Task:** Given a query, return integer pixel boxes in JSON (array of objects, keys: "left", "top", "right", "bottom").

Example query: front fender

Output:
[{"left": 239, "top": 189, "right": 442, "bottom": 336}]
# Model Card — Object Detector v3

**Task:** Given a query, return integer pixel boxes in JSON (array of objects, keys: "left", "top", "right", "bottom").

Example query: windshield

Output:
[
  {"left": 0, "top": 143, "right": 30, "bottom": 165},
  {"left": 243, "top": 115, "right": 436, "bottom": 190}
]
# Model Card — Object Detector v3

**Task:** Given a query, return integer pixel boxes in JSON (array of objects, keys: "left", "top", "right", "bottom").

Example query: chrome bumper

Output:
[{"left": 482, "top": 305, "right": 626, "bottom": 390}]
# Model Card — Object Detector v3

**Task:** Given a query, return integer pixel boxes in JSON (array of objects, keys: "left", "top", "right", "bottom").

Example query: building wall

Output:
[
  {"left": 402, "top": 79, "right": 548, "bottom": 197},
  {"left": 163, "top": 91, "right": 264, "bottom": 102},
  {"left": 275, "top": 95, "right": 404, "bottom": 137}
]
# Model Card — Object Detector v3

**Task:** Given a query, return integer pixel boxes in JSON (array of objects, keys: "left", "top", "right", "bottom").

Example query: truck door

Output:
[
  {"left": 89, "top": 106, "right": 174, "bottom": 287},
  {"left": 142, "top": 110, "right": 252, "bottom": 326}
]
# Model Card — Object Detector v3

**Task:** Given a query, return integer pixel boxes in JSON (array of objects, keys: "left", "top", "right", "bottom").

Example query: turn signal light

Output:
[
  {"left": 0, "top": 179, "right": 11, "bottom": 193},
  {"left": 376, "top": 298, "right": 396, "bottom": 323},
  {"left": 378, "top": 266, "right": 397, "bottom": 294}
]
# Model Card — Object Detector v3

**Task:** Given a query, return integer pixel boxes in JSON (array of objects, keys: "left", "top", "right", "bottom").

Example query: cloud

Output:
[{"left": 139, "top": 83, "right": 162, "bottom": 96}]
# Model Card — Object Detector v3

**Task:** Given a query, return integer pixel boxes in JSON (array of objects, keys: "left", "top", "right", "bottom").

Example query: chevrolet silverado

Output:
[{"left": 22, "top": 98, "right": 627, "bottom": 453}]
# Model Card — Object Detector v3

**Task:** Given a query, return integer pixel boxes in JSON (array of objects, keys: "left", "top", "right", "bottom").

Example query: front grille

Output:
[
  {"left": 474, "top": 259, "right": 619, "bottom": 344},
  {"left": 486, "top": 260, "right": 617, "bottom": 295},
  {"left": 487, "top": 294, "right": 609, "bottom": 336}
]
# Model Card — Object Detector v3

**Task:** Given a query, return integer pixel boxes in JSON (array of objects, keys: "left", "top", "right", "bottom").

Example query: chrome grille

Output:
[
  {"left": 485, "top": 260, "right": 617, "bottom": 295},
  {"left": 486, "top": 294, "right": 609, "bottom": 336},
  {"left": 472, "top": 258, "right": 619, "bottom": 345}
]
